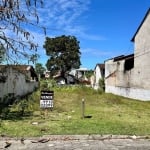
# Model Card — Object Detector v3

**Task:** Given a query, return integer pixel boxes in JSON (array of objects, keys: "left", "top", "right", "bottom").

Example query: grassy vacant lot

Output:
[{"left": 0, "top": 85, "right": 150, "bottom": 137}]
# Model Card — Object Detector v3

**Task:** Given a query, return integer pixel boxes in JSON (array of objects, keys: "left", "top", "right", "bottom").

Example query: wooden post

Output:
[{"left": 81, "top": 99, "right": 85, "bottom": 119}]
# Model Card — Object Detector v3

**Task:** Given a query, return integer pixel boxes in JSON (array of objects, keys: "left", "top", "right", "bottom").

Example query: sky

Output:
[{"left": 29, "top": 0, "right": 150, "bottom": 70}]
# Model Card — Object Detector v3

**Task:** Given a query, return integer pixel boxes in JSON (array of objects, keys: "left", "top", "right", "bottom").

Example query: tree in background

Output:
[
  {"left": 35, "top": 63, "right": 46, "bottom": 77},
  {"left": 0, "top": 44, "right": 6, "bottom": 64},
  {"left": 43, "top": 35, "right": 81, "bottom": 78},
  {"left": 85, "top": 69, "right": 94, "bottom": 79},
  {"left": 28, "top": 54, "right": 40, "bottom": 64},
  {"left": 0, "top": 0, "right": 45, "bottom": 63}
]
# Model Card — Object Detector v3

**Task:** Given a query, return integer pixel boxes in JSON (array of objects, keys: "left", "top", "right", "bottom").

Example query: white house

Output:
[
  {"left": 69, "top": 68, "right": 90, "bottom": 81},
  {"left": 105, "top": 8, "right": 150, "bottom": 101},
  {"left": 53, "top": 68, "right": 90, "bottom": 85},
  {"left": 93, "top": 64, "right": 105, "bottom": 90}
]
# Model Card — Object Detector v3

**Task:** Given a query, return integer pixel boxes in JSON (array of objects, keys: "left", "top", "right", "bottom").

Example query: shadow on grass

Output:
[{"left": 0, "top": 111, "right": 33, "bottom": 121}]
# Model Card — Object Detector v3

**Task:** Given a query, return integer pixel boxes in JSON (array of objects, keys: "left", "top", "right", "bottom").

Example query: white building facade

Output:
[{"left": 105, "top": 9, "right": 150, "bottom": 101}]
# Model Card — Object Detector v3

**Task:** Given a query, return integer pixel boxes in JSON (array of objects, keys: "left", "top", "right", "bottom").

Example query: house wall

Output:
[
  {"left": 55, "top": 77, "right": 65, "bottom": 85},
  {"left": 105, "top": 59, "right": 134, "bottom": 87},
  {"left": 133, "top": 12, "right": 150, "bottom": 89},
  {"left": 105, "top": 58, "right": 150, "bottom": 101},
  {"left": 90, "top": 75, "right": 95, "bottom": 88},
  {"left": 0, "top": 67, "right": 39, "bottom": 100},
  {"left": 106, "top": 85, "right": 150, "bottom": 101},
  {"left": 105, "top": 58, "right": 150, "bottom": 100},
  {"left": 94, "top": 65, "right": 103, "bottom": 89}
]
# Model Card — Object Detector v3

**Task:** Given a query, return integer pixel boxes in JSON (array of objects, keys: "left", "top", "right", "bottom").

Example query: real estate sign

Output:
[{"left": 40, "top": 90, "right": 54, "bottom": 108}]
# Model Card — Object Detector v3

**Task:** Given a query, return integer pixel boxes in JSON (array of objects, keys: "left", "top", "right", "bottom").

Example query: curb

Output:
[
  {"left": 0, "top": 135, "right": 150, "bottom": 141},
  {"left": 42, "top": 135, "right": 150, "bottom": 140}
]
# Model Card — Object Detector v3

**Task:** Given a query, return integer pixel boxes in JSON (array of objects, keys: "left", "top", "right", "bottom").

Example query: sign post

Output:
[
  {"left": 81, "top": 99, "right": 85, "bottom": 119},
  {"left": 40, "top": 90, "right": 54, "bottom": 111}
]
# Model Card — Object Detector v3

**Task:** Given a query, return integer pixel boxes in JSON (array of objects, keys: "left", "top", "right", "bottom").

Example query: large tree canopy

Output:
[
  {"left": 43, "top": 35, "right": 81, "bottom": 76},
  {"left": 0, "top": 0, "right": 44, "bottom": 63}
]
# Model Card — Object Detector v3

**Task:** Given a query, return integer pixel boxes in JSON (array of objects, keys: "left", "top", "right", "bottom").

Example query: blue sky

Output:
[{"left": 30, "top": 0, "right": 150, "bottom": 69}]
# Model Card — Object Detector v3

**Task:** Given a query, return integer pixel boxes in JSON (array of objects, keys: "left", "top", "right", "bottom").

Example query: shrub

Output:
[{"left": 99, "top": 78, "right": 105, "bottom": 91}]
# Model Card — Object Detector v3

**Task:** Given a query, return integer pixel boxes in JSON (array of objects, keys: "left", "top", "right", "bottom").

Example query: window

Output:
[{"left": 124, "top": 57, "right": 134, "bottom": 71}]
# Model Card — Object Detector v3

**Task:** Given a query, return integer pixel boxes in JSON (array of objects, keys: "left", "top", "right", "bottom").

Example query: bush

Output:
[
  {"left": 18, "top": 99, "right": 28, "bottom": 116},
  {"left": 99, "top": 78, "right": 105, "bottom": 91},
  {"left": 40, "top": 79, "right": 57, "bottom": 90},
  {"left": 0, "top": 107, "right": 10, "bottom": 119}
]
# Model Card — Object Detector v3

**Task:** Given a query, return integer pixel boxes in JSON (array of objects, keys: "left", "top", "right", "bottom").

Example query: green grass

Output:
[{"left": 0, "top": 85, "right": 150, "bottom": 137}]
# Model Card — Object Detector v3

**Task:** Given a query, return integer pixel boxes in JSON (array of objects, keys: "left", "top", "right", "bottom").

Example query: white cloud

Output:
[
  {"left": 34, "top": 0, "right": 105, "bottom": 41},
  {"left": 46, "top": 0, "right": 90, "bottom": 22}
]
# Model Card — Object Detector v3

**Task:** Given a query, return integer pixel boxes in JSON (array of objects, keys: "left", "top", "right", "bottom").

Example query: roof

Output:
[
  {"left": 104, "top": 55, "right": 124, "bottom": 62},
  {"left": 0, "top": 65, "right": 37, "bottom": 77},
  {"left": 131, "top": 8, "right": 150, "bottom": 42},
  {"left": 76, "top": 68, "right": 88, "bottom": 71},
  {"left": 0, "top": 65, "right": 31, "bottom": 70},
  {"left": 113, "top": 54, "right": 134, "bottom": 62},
  {"left": 95, "top": 64, "right": 105, "bottom": 70},
  {"left": 105, "top": 54, "right": 134, "bottom": 62}
]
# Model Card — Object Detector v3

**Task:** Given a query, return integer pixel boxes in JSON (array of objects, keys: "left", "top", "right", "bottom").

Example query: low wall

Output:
[
  {"left": 0, "top": 81, "right": 39, "bottom": 102},
  {"left": 105, "top": 85, "right": 150, "bottom": 101}
]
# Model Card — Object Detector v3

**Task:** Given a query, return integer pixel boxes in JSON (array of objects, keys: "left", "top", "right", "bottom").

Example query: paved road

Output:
[{"left": 0, "top": 135, "right": 150, "bottom": 150}]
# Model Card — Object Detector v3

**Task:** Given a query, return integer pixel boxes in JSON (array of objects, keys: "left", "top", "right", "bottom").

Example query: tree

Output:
[
  {"left": 35, "top": 63, "right": 46, "bottom": 76},
  {"left": 0, "top": 0, "right": 45, "bottom": 117},
  {"left": 85, "top": 69, "right": 94, "bottom": 79},
  {"left": 0, "top": 0, "right": 45, "bottom": 63},
  {"left": 28, "top": 53, "right": 40, "bottom": 64},
  {"left": 43, "top": 35, "right": 81, "bottom": 78},
  {"left": 0, "top": 44, "right": 6, "bottom": 64}
]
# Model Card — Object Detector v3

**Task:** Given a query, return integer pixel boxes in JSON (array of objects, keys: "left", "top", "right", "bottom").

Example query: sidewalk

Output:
[{"left": 0, "top": 135, "right": 150, "bottom": 150}]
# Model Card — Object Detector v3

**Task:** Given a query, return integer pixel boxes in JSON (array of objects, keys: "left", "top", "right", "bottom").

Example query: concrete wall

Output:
[
  {"left": 0, "top": 67, "right": 39, "bottom": 100},
  {"left": 133, "top": 12, "right": 150, "bottom": 89},
  {"left": 105, "top": 11, "right": 150, "bottom": 101},
  {"left": 105, "top": 58, "right": 150, "bottom": 101},
  {"left": 106, "top": 85, "right": 150, "bottom": 101},
  {"left": 105, "top": 59, "right": 134, "bottom": 87}
]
